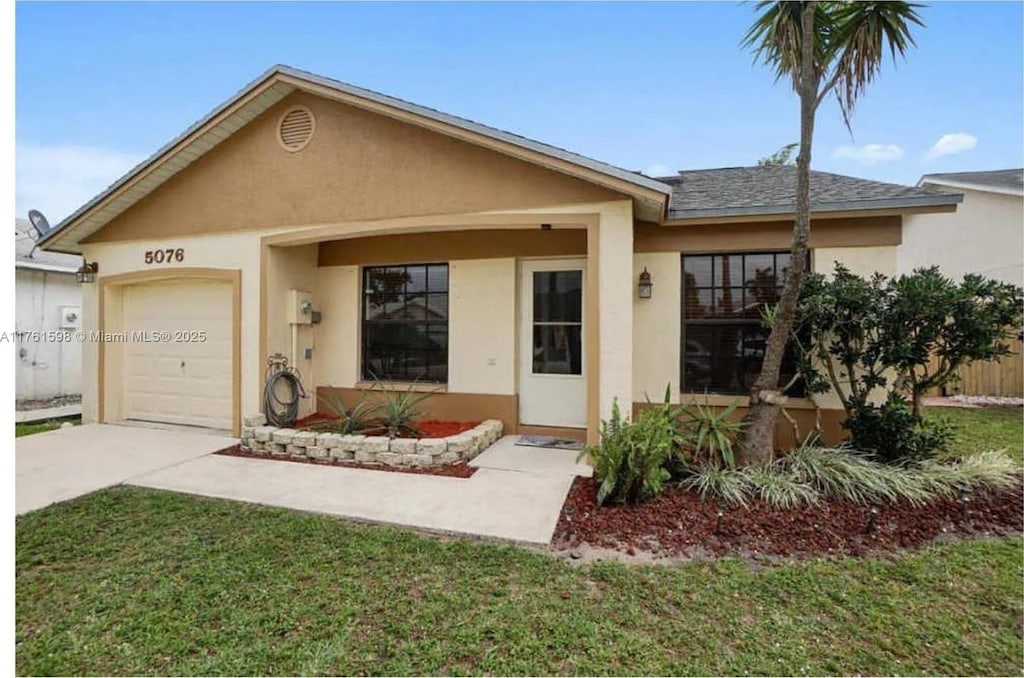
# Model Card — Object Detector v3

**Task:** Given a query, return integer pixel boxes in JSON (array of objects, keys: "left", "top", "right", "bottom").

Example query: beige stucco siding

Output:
[
  {"left": 814, "top": 245, "right": 898, "bottom": 278},
  {"left": 900, "top": 187, "right": 1023, "bottom": 286},
  {"left": 448, "top": 258, "right": 517, "bottom": 395},
  {"left": 632, "top": 252, "right": 681, "bottom": 402},
  {"left": 84, "top": 91, "right": 621, "bottom": 244},
  {"left": 312, "top": 265, "right": 360, "bottom": 389}
]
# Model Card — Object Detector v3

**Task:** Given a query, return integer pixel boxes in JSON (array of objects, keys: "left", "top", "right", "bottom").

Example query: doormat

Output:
[{"left": 515, "top": 435, "right": 585, "bottom": 451}]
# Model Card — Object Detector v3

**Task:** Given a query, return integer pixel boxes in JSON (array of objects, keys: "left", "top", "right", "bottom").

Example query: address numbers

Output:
[{"left": 144, "top": 248, "right": 185, "bottom": 264}]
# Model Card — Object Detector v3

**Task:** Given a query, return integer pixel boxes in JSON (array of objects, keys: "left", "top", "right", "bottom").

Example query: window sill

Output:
[
  {"left": 355, "top": 381, "right": 448, "bottom": 393},
  {"left": 679, "top": 393, "right": 819, "bottom": 410}
]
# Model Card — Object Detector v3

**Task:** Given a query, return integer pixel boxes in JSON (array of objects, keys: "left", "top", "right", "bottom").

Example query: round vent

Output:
[{"left": 277, "top": 106, "right": 315, "bottom": 152}]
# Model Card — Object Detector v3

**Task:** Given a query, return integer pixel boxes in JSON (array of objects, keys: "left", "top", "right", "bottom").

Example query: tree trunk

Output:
[{"left": 741, "top": 1, "right": 819, "bottom": 465}]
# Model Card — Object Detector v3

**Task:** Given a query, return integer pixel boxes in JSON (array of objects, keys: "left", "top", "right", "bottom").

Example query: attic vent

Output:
[{"left": 277, "top": 106, "right": 315, "bottom": 152}]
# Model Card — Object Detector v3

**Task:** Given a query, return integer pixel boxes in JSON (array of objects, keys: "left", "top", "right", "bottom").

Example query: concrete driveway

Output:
[{"left": 16, "top": 424, "right": 236, "bottom": 515}]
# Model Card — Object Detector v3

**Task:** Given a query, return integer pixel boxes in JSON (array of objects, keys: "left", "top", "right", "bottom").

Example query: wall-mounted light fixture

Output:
[
  {"left": 638, "top": 267, "right": 653, "bottom": 299},
  {"left": 76, "top": 261, "right": 99, "bottom": 284}
]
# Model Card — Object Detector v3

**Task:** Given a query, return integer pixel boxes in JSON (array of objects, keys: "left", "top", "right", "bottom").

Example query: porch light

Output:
[
  {"left": 76, "top": 260, "right": 99, "bottom": 284},
  {"left": 638, "top": 267, "right": 653, "bottom": 299}
]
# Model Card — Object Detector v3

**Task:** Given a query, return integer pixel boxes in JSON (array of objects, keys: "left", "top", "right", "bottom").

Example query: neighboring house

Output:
[
  {"left": 899, "top": 169, "right": 1024, "bottom": 397},
  {"left": 36, "top": 65, "right": 962, "bottom": 445},
  {"left": 900, "top": 169, "right": 1023, "bottom": 286},
  {"left": 15, "top": 218, "right": 83, "bottom": 402}
]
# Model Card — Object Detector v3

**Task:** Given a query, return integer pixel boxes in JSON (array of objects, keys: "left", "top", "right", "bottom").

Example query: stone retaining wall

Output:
[{"left": 239, "top": 414, "right": 504, "bottom": 467}]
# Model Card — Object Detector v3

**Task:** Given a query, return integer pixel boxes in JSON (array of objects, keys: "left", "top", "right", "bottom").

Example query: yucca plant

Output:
[
  {"left": 306, "top": 392, "right": 380, "bottom": 435},
  {"left": 678, "top": 397, "right": 747, "bottom": 469},
  {"left": 369, "top": 376, "right": 440, "bottom": 439}
]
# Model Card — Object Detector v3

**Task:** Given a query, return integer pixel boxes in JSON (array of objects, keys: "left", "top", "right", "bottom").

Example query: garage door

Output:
[{"left": 122, "top": 278, "right": 233, "bottom": 430}]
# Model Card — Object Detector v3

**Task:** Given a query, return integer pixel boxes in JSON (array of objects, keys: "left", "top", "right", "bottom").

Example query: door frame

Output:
[
  {"left": 518, "top": 257, "right": 588, "bottom": 428},
  {"left": 98, "top": 267, "right": 242, "bottom": 436}
]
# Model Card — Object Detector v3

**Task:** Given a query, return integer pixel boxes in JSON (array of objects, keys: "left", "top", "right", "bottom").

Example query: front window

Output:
[
  {"left": 362, "top": 263, "right": 448, "bottom": 383},
  {"left": 681, "top": 252, "right": 804, "bottom": 395}
]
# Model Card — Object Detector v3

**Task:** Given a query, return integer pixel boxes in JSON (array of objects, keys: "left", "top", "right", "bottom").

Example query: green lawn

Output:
[
  {"left": 938, "top": 406, "right": 1023, "bottom": 463},
  {"left": 16, "top": 487, "right": 1024, "bottom": 676},
  {"left": 15, "top": 416, "right": 80, "bottom": 438}
]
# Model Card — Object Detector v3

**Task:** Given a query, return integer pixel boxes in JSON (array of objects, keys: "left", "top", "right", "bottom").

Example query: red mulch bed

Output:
[
  {"left": 215, "top": 444, "right": 477, "bottom": 478},
  {"left": 291, "top": 415, "right": 479, "bottom": 439},
  {"left": 553, "top": 476, "right": 1024, "bottom": 559}
]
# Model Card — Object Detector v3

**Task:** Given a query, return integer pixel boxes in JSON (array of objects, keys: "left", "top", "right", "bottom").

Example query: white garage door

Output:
[{"left": 122, "top": 278, "right": 233, "bottom": 430}]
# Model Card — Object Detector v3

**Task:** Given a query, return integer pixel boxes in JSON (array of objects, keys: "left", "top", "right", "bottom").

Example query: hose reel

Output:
[{"left": 263, "top": 353, "right": 307, "bottom": 427}]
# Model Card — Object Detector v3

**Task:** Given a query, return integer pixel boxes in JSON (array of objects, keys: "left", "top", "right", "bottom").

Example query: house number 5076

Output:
[{"left": 144, "top": 248, "right": 185, "bottom": 264}]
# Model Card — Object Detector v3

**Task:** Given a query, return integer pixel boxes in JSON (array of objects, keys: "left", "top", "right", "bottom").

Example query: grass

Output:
[
  {"left": 15, "top": 416, "right": 80, "bottom": 438},
  {"left": 16, "top": 487, "right": 1024, "bottom": 676},
  {"left": 938, "top": 406, "right": 1023, "bottom": 463}
]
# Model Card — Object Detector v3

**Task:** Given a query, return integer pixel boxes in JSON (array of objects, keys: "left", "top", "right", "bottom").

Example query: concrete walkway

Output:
[
  {"left": 130, "top": 435, "right": 591, "bottom": 545},
  {"left": 16, "top": 424, "right": 236, "bottom": 515}
]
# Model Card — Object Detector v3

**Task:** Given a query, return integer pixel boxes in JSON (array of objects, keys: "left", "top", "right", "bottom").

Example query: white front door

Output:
[{"left": 519, "top": 258, "right": 586, "bottom": 428}]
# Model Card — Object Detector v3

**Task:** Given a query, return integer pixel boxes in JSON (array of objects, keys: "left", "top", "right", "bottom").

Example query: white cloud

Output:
[
  {"left": 924, "top": 132, "right": 978, "bottom": 160},
  {"left": 16, "top": 144, "right": 144, "bottom": 223},
  {"left": 831, "top": 143, "right": 905, "bottom": 165},
  {"left": 642, "top": 163, "right": 672, "bottom": 177}
]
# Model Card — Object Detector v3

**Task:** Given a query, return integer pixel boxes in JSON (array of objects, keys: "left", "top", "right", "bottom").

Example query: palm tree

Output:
[{"left": 740, "top": 1, "right": 924, "bottom": 465}]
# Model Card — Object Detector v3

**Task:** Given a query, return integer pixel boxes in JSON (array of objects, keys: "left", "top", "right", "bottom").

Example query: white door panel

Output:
[
  {"left": 121, "top": 279, "right": 232, "bottom": 430},
  {"left": 518, "top": 259, "right": 586, "bottom": 428}
]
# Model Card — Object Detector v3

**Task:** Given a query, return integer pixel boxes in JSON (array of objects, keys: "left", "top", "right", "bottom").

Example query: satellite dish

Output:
[{"left": 27, "top": 209, "right": 54, "bottom": 241}]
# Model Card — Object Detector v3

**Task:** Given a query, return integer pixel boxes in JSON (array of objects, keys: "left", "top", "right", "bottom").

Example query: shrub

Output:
[
  {"left": 680, "top": 444, "right": 1020, "bottom": 509},
  {"left": 743, "top": 464, "right": 820, "bottom": 508},
  {"left": 843, "top": 394, "right": 955, "bottom": 463},
  {"left": 681, "top": 466, "right": 749, "bottom": 507},
  {"left": 678, "top": 398, "right": 746, "bottom": 469},
  {"left": 581, "top": 398, "right": 678, "bottom": 506}
]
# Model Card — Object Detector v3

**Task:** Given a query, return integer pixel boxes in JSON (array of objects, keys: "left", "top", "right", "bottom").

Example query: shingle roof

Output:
[
  {"left": 921, "top": 169, "right": 1023, "bottom": 195},
  {"left": 655, "top": 165, "right": 963, "bottom": 220},
  {"left": 15, "top": 219, "right": 80, "bottom": 271}
]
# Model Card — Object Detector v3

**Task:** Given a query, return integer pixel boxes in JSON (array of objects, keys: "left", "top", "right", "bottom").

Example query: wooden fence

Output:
[{"left": 927, "top": 335, "right": 1024, "bottom": 398}]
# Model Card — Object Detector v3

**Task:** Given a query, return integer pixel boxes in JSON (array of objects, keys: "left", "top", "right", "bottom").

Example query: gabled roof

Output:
[
  {"left": 919, "top": 169, "right": 1023, "bottom": 197},
  {"left": 657, "top": 165, "right": 963, "bottom": 221},
  {"left": 42, "top": 65, "right": 672, "bottom": 253},
  {"left": 15, "top": 219, "right": 80, "bottom": 273}
]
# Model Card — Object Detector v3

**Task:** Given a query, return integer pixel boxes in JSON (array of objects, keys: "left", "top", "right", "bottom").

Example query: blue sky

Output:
[{"left": 15, "top": 1, "right": 1024, "bottom": 221}]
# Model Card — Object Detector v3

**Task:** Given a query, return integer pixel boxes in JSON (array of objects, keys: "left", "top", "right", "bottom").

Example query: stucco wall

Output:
[
  {"left": 79, "top": 231, "right": 267, "bottom": 423},
  {"left": 449, "top": 258, "right": 517, "bottom": 395},
  {"left": 900, "top": 187, "right": 1023, "bottom": 286},
  {"left": 15, "top": 269, "right": 82, "bottom": 401},
  {"left": 265, "top": 244, "right": 319, "bottom": 417},
  {"left": 632, "top": 252, "right": 681, "bottom": 402},
  {"left": 84, "top": 90, "right": 620, "bottom": 244},
  {"left": 814, "top": 245, "right": 898, "bottom": 278}
]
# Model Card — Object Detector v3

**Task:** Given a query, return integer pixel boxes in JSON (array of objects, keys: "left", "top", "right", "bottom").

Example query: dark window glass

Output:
[
  {"left": 681, "top": 252, "right": 806, "bottom": 395},
  {"left": 532, "top": 270, "right": 583, "bottom": 375},
  {"left": 363, "top": 264, "right": 448, "bottom": 382}
]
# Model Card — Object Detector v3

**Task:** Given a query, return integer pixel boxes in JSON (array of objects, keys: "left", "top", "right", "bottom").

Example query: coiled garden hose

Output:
[{"left": 263, "top": 355, "right": 307, "bottom": 427}]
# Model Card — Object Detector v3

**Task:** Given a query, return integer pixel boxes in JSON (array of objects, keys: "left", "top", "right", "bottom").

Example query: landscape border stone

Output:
[{"left": 239, "top": 418, "right": 504, "bottom": 468}]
